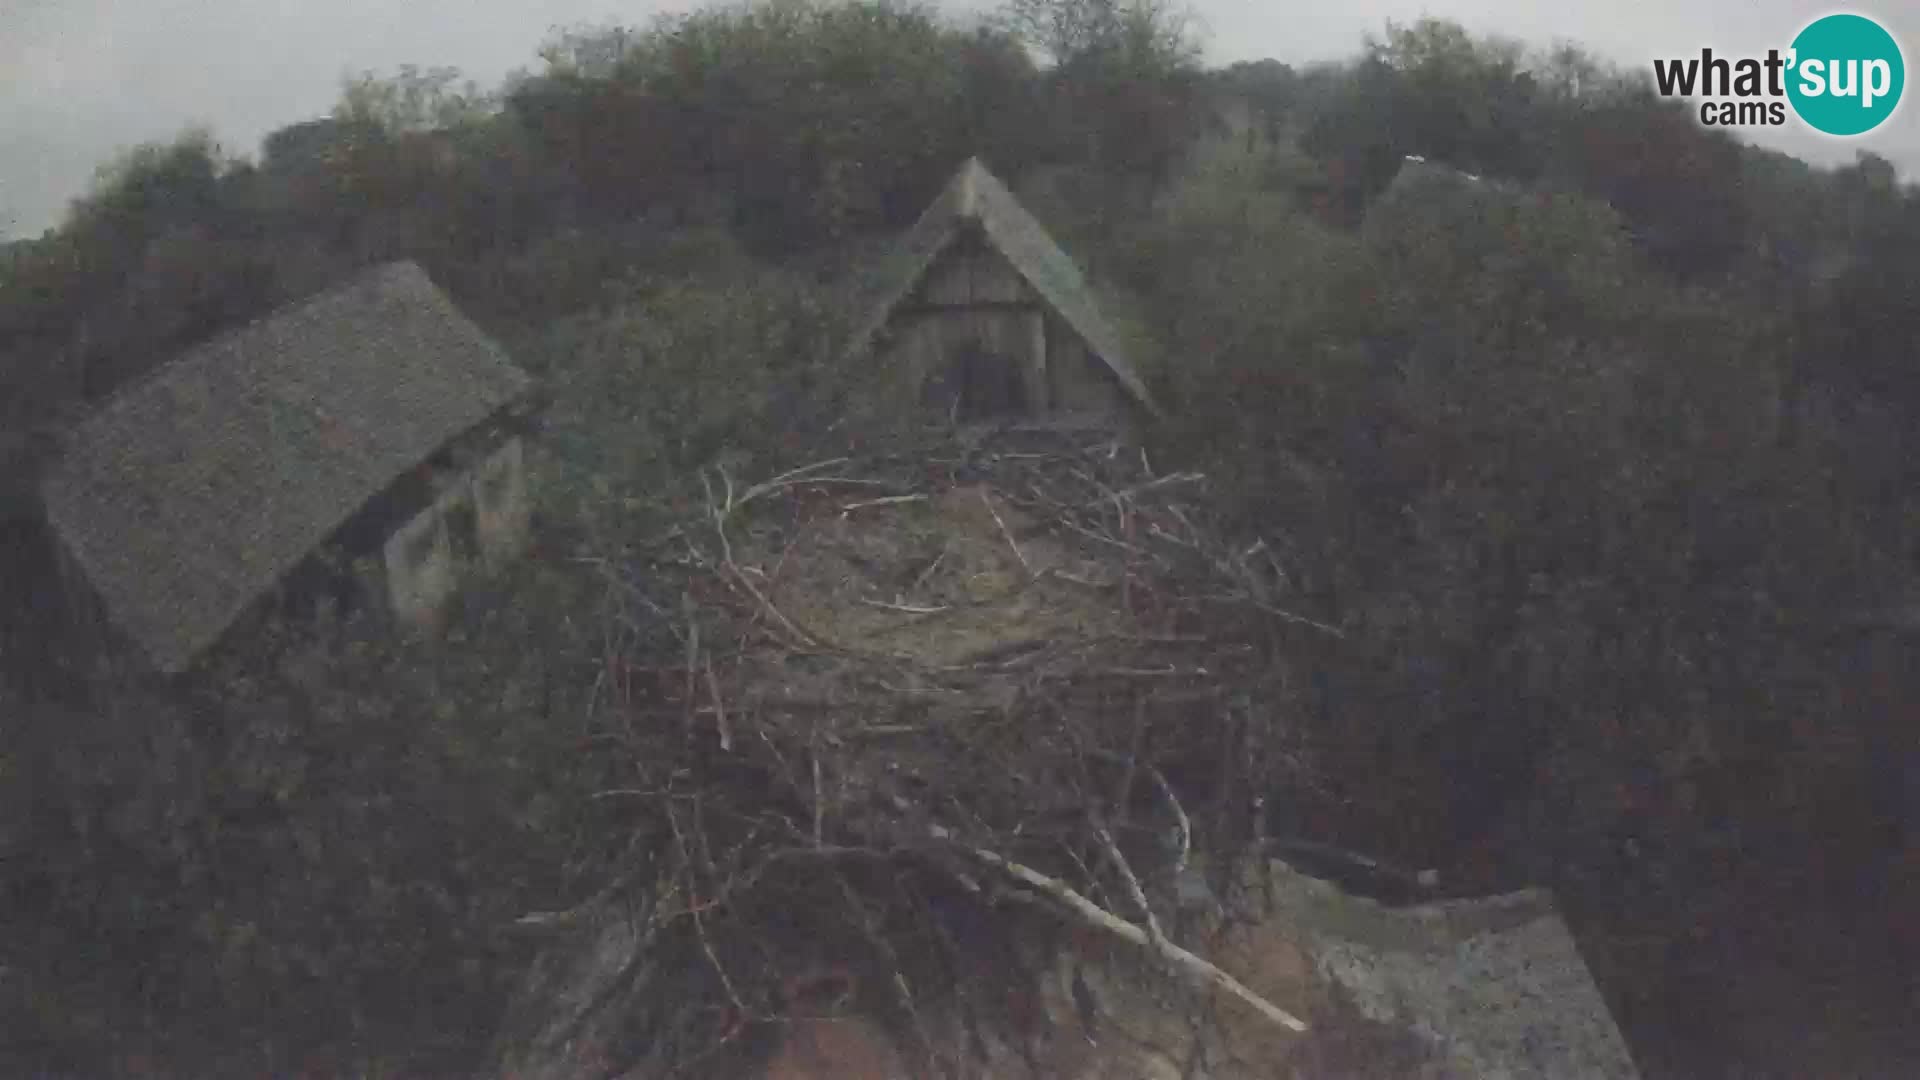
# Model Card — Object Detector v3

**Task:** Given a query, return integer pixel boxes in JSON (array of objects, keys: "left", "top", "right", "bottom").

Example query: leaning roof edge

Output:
[
  {"left": 38, "top": 259, "right": 529, "bottom": 673},
  {"left": 845, "top": 158, "right": 1162, "bottom": 419}
]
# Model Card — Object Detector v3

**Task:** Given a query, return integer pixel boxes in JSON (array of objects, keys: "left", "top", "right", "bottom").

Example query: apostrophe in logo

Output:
[
  {"left": 1651, "top": 12, "right": 1905, "bottom": 137},
  {"left": 1786, "top": 13, "right": 1905, "bottom": 136}
]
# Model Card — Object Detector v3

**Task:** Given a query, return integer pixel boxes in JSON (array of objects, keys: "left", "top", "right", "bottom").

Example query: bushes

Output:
[
  {"left": 4, "top": 204, "right": 868, "bottom": 1073},
  {"left": 1, "top": 555, "right": 618, "bottom": 1074},
  {"left": 515, "top": 1, "right": 1044, "bottom": 254},
  {"left": 1113, "top": 144, "right": 1905, "bottom": 879},
  {"left": 527, "top": 251, "right": 850, "bottom": 544}
]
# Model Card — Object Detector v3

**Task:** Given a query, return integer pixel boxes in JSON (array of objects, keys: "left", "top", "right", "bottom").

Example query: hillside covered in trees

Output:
[{"left": 3, "top": 1, "right": 1918, "bottom": 1075}]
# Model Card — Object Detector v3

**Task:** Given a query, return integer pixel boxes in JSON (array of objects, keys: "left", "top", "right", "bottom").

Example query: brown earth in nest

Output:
[
  {"left": 760, "top": 1016, "right": 906, "bottom": 1080},
  {"left": 751, "top": 482, "right": 1124, "bottom": 669}
]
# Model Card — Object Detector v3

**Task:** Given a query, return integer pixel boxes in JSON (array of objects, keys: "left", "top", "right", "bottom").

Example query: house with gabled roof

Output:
[
  {"left": 844, "top": 157, "right": 1161, "bottom": 427},
  {"left": 38, "top": 260, "right": 537, "bottom": 675}
]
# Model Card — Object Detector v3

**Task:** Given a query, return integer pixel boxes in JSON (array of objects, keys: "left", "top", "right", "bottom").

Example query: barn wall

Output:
[
  {"left": 383, "top": 500, "right": 456, "bottom": 629},
  {"left": 435, "top": 480, "right": 481, "bottom": 567},
  {"left": 920, "top": 244, "right": 1027, "bottom": 305},
  {"left": 21, "top": 528, "right": 119, "bottom": 693},
  {"left": 378, "top": 432, "right": 533, "bottom": 629},
  {"left": 868, "top": 232, "right": 1139, "bottom": 426},
  {"left": 1020, "top": 308, "right": 1049, "bottom": 411},
  {"left": 884, "top": 240, "right": 1048, "bottom": 420},
  {"left": 474, "top": 436, "right": 532, "bottom": 569},
  {"left": 1045, "top": 313, "right": 1128, "bottom": 418},
  {"left": 0, "top": 515, "right": 62, "bottom": 693},
  {"left": 879, "top": 311, "right": 958, "bottom": 411}
]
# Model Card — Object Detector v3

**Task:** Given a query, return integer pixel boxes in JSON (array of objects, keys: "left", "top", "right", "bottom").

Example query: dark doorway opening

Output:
[{"left": 932, "top": 341, "right": 1026, "bottom": 422}]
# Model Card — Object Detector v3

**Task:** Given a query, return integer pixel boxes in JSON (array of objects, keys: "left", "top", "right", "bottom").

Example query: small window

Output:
[
  {"left": 445, "top": 498, "right": 479, "bottom": 562},
  {"left": 956, "top": 343, "right": 1024, "bottom": 420},
  {"left": 403, "top": 517, "right": 441, "bottom": 570},
  {"left": 478, "top": 458, "right": 512, "bottom": 511}
]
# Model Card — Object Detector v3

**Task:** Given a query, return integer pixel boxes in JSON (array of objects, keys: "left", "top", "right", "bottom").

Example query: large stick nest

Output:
[{"left": 497, "top": 422, "right": 1347, "bottom": 1078}]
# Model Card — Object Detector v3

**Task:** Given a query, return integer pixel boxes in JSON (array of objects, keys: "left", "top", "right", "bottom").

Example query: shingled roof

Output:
[
  {"left": 845, "top": 157, "right": 1160, "bottom": 417},
  {"left": 1256, "top": 859, "right": 1640, "bottom": 1077},
  {"left": 41, "top": 260, "right": 530, "bottom": 673}
]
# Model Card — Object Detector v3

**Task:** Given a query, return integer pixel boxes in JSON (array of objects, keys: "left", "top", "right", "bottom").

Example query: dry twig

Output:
[
  {"left": 859, "top": 599, "right": 950, "bottom": 615},
  {"left": 704, "top": 656, "right": 731, "bottom": 752},
  {"left": 978, "top": 487, "right": 1031, "bottom": 575},
  {"left": 961, "top": 842, "right": 1309, "bottom": 1034}
]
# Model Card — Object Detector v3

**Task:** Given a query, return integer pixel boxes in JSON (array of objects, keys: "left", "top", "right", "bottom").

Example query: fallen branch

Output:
[
  {"left": 1083, "top": 747, "right": 1189, "bottom": 877},
  {"left": 843, "top": 493, "right": 929, "bottom": 512},
  {"left": 960, "top": 843, "right": 1309, "bottom": 1033},
  {"left": 1142, "top": 764, "right": 1191, "bottom": 877},
  {"left": 1199, "top": 593, "right": 1346, "bottom": 638},
  {"left": 978, "top": 487, "right": 1031, "bottom": 575},
  {"left": 1047, "top": 568, "right": 1117, "bottom": 589},
  {"left": 666, "top": 802, "right": 752, "bottom": 1022},
  {"left": 723, "top": 561, "right": 824, "bottom": 649},
  {"left": 729, "top": 456, "right": 851, "bottom": 514},
  {"left": 859, "top": 598, "right": 951, "bottom": 615},
  {"left": 506, "top": 849, "right": 655, "bottom": 936},
  {"left": 908, "top": 547, "right": 948, "bottom": 592},
  {"left": 1096, "top": 822, "right": 1167, "bottom": 947},
  {"left": 811, "top": 740, "right": 825, "bottom": 848},
  {"left": 704, "top": 656, "right": 731, "bottom": 752}
]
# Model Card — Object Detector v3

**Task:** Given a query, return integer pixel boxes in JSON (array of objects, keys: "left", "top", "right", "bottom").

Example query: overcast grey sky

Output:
[{"left": 4, "top": 1, "right": 1916, "bottom": 238}]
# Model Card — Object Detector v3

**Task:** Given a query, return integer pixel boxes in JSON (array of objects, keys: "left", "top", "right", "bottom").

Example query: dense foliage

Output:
[{"left": 3, "top": 2, "right": 1918, "bottom": 1075}]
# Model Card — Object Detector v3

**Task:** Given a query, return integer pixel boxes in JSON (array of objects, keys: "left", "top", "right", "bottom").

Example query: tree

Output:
[
  {"left": 1534, "top": 41, "right": 1609, "bottom": 101},
  {"left": 1562, "top": 88, "right": 1750, "bottom": 278},
  {"left": 1302, "top": 19, "right": 1547, "bottom": 184},
  {"left": 5, "top": 129, "right": 259, "bottom": 400},
  {"left": 335, "top": 65, "right": 496, "bottom": 135},
  {"left": 511, "top": 2, "right": 1014, "bottom": 251},
  {"left": 999, "top": 0, "right": 1206, "bottom": 203},
  {"left": 952, "top": 27, "right": 1051, "bottom": 176},
  {"left": 1000, "top": 0, "right": 1199, "bottom": 69},
  {"left": 70, "top": 128, "right": 226, "bottom": 244},
  {"left": 536, "top": 21, "right": 644, "bottom": 79},
  {"left": 1797, "top": 162, "right": 1920, "bottom": 521},
  {"left": 1210, "top": 58, "right": 1296, "bottom": 146}
]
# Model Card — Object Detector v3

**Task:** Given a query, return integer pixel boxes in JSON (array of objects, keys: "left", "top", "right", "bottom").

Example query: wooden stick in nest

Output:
[
  {"left": 842, "top": 493, "right": 929, "bottom": 513},
  {"left": 959, "top": 842, "right": 1309, "bottom": 1034},
  {"left": 704, "top": 655, "right": 731, "bottom": 752},
  {"left": 1096, "top": 822, "right": 1168, "bottom": 948},
  {"left": 727, "top": 456, "right": 851, "bottom": 517},
  {"left": 723, "top": 559, "right": 823, "bottom": 649},
  {"left": 1088, "top": 746, "right": 1192, "bottom": 878},
  {"left": 860, "top": 598, "right": 950, "bottom": 615},
  {"left": 978, "top": 487, "right": 1031, "bottom": 575}
]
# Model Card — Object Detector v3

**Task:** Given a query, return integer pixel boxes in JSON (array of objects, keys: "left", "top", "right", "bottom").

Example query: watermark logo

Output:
[{"left": 1652, "top": 12, "right": 1905, "bottom": 136}]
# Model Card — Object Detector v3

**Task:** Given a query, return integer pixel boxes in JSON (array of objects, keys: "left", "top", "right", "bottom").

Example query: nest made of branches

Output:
[{"left": 497, "top": 421, "right": 1349, "bottom": 1079}]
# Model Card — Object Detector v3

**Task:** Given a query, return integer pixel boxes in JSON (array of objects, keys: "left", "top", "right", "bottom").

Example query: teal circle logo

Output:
[{"left": 1786, "top": 14, "right": 1905, "bottom": 136}]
